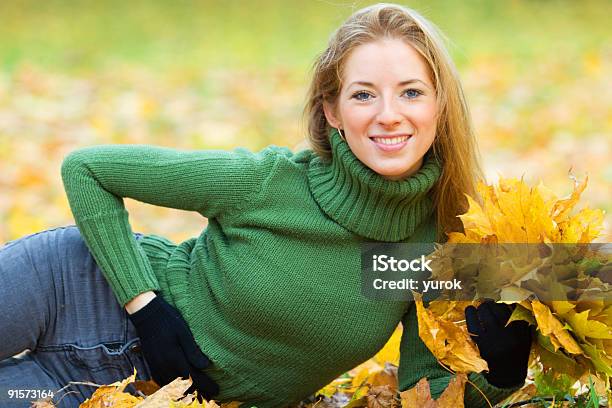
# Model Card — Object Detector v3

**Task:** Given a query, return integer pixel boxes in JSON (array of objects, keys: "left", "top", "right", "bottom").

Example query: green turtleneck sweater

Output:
[{"left": 60, "top": 128, "right": 521, "bottom": 407}]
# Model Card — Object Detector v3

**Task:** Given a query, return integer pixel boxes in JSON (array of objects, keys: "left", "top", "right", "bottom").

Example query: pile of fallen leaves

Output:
[
  {"left": 31, "top": 355, "right": 465, "bottom": 408},
  {"left": 31, "top": 369, "right": 242, "bottom": 408}
]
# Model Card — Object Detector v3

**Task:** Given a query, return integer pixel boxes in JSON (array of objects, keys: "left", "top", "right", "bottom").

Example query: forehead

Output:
[{"left": 342, "top": 38, "right": 432, "bottom": 87}]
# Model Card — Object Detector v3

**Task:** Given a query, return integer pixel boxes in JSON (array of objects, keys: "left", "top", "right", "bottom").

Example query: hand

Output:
[
  {"left": 127, "top": 294, "right": 220, "bottom": 400},
  {"left": 465, "top": 300, "right": 532, "bottom": 388}
]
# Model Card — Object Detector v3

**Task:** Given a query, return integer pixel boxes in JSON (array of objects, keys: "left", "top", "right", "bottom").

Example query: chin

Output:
[
  {"left": 372, "top": 168, "right": 412, "bottom": 180},
  {"left": 371, "top": 161, "right": 421, "bottom": 180}
]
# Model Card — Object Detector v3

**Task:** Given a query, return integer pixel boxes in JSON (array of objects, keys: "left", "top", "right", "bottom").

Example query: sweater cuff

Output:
[
  {"left": 426, "top": 373, "right": 521, "bottom": 408},
  {"left": 77, "top": 209, "right": 161, "bottom": 306},
  {"left": 464, "top": 372, "right": 522, "bottom": 408}
]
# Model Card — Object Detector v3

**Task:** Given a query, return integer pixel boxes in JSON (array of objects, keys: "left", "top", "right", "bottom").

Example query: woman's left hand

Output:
[{"left": 464, "top": 300, "right": 532, "bottom": 388}]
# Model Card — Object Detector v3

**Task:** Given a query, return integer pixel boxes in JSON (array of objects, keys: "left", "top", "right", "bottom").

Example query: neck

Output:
[{"left": 307, "top": 128, "right": 442, "bottom": 242}]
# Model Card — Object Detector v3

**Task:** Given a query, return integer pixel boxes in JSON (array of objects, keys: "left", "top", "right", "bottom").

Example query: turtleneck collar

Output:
[{"left": 307, "top": 127, "right": 442, "bottom": 242}]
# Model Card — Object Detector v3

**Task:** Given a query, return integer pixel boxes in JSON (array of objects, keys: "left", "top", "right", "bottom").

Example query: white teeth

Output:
[{"left": 371, "top": 136, "right": 410, "bottom": 145}]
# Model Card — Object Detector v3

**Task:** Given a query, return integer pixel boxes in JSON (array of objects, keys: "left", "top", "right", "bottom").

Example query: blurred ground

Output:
[{"left": 0, "top": 0, "right": 610, "bottom": 244}]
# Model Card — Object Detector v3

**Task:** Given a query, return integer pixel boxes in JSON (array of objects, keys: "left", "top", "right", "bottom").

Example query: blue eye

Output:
[
  {"left": 351, "top": 91, "right": 372, "bottom": 101},
  {"left": 404, "top": 88, "right": 422, "bottom": 98}
]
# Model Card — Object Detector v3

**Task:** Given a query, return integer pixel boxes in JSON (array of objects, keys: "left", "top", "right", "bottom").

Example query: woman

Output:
[{"left": 0, "top": 4, "right": 531, "bottom": 408}]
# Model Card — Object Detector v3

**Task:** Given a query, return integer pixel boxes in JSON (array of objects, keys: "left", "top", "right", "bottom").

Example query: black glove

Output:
[
  {"left": 465, "top": 300, "right": 532, "bottom": 388},
  {"left": 127, "top": 295, "right": 219, "bottom": 400}
]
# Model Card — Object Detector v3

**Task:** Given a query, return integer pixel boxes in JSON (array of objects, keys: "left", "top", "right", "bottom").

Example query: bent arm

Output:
[
  {"left": 61, "top": 144, "right": 276, "bottom": 306},
  {"left": 397, "top": 303, "right": 523, "bottom": 408}
]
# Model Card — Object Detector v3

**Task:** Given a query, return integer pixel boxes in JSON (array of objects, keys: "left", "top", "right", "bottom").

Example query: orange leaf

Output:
[{"left": 399, "top": 373, "right": 466, "bottom": 408}]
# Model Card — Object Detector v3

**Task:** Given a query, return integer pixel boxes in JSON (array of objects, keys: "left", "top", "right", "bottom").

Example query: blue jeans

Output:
[{"left": 0, "top": 225, "right": 153, "bottom": 407}]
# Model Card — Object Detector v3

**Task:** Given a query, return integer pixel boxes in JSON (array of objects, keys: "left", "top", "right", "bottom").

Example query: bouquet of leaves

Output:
[{"left": 414, "top": 175, "right": 610, "bottom": 407}]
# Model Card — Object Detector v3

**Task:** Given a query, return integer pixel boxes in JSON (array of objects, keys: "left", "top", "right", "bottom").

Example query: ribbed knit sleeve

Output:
[
  {"left": 60, "top": 144, "right": 276, "bottom": 306},
  {"left": 398, "top": 303, "right": 522, "bottom": 408}
]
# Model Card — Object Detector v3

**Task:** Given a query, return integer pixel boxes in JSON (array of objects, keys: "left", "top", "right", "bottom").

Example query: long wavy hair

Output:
[{"left": 301, "top": 3, "right": 484, "bottom": 240}]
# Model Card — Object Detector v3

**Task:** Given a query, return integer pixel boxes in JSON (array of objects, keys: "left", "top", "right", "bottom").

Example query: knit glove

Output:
[
  {"left": 464, "top": 300, "right": 532, "bottom": 388},
  {"left": 127, "top": 295, "right": 219, "bottom": 400}
]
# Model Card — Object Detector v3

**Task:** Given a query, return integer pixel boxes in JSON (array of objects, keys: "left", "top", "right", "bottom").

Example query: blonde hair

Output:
[{"left": 301, "top": 3, "right": 484, "bottom": 239}]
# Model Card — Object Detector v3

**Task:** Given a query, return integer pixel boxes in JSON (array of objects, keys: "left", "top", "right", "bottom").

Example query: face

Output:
[{"left": 323, "top": 38, "right": 438, "bottom": 181}]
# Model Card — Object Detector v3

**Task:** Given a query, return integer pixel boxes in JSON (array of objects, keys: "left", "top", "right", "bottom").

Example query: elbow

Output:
[
  {"left": 61, "top": 148, "right": 95, "bottom": 185},
  {"left": 61, "top": 150, "right": 84, "bottom": 182}
]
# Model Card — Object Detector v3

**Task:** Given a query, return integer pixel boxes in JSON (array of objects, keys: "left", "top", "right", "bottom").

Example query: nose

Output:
[{"left": 375, "top": 97, "right": 404, "bottom": 127}]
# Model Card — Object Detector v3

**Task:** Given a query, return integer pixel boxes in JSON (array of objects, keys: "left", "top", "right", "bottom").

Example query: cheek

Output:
[
  {"left": 341, "top": 107, "right": 369, "bottom": 128},
  {"left": 418, "top": 103, "right": 437, "bottom": 124},
  {"left": 414, "top": 105, "right": 438, "bottom": 137}
]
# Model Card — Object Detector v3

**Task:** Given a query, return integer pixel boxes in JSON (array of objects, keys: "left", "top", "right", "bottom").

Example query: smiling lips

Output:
[{"left": 369, "top": 134, "right": 412, "bottom": 152}]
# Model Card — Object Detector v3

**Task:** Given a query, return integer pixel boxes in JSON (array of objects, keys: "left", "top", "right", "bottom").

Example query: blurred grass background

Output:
[{"left": 0, "top": 0, "right": 610, "bottom": 243}]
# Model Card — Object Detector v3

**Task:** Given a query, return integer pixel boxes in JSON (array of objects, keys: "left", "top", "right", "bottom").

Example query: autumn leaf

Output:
[
  {"left": 565, "top": 309, "right": 612, "bottom": 341},
  {"left": 399, "top": 377, "right": 431, "bottom": 407},
  {"left": 434, "top": 373, "right": 467, "bottom": 408},
  {"left": 134, "top": 376, "right": 192, "bottom": 407},
  {"left": 74, "top": 370, "right": 226, "bottom": 408},
  {"left": 316, "top": 329, "right": 403, "bottom": 400},
  {"left": 80, "top": 369, "right": 142, "bottom": 408},
  {"left": 531, "top": 300, "right": 583, "bottom": 354},
  {"left": 399, "top": 373, "right": 467, "bottom": 408},
  {"left": 368, "top": 363, "right": 399, "bottom": 390},
  {"left": 551, "top": 175, "right": 588, "bottom": 222},
  {"left": 413, "top": 292, "right": 488, "bottom": 373},
  {"left": 420, "top": 175, "right": 610, "bottom": 400},
  {"left": 365, "top": 385, "right": 397, "bottom": 408},
  {"left": 426, "top": 300, "right": 473, "bottom": 323},
  {"left": 373, "top": 325, "right": 402, "bottom": 366},
  {"left": 448, "top": 175, "right": 604, "bottom": 244},
  {"left": 507, "top": 303, "right": 537, "bottom": 326}
]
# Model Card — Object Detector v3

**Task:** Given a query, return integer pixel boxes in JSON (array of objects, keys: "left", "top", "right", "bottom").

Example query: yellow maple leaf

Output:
[
  {"left": 414, "top": 293, "right": 488, "bottom": 373},
  {"left": 551, "top": 175, "right": 588, "bottom": 222},
  {"left": 369, "top": 363, "right": 399, "bottom": 390},
  {"left": 373, "top": 324, "right": 402, "bottom": 366},
  {"left": 135, "top": 376, "right": 192, "bottom": 407},
  {"left": 351, "top": 365, "right": 372, "bottom": 388},
  {"left": 565, "top": 309, "right": 612, "bottom": 341},
  {"left": 557, "top": 207, "right": 604, "bottom": 243},
  {"left": 435, "top": 175, "right": 609, "bottom": 390},
  {"left": 80, "top": 369, "right": 142, "bottom": 408},
  {"left": 531, "top": 300, "right": 583, "bottom": 354},
  {"left": 78, "top": 370, "right": 226, "bottom": 408},
  {"left": 448, "top": 175, "right": 604, "bottom": 244},
  {"left": 427, "top": 300, "right": 472, "bottom": 323},
  {"left": 399, "top": 373, "right": 467, "bottom": 408}
]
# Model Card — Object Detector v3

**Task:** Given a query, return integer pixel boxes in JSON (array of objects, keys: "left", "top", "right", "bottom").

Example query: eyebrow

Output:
[{"left": 348, "top": 79, "right": 431, "bottom": 89}]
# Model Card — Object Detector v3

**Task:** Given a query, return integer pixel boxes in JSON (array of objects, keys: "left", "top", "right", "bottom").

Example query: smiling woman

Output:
[
  {"left": 304, "top": 3, "right": 483, "bottom": 240},
  {"left": 0, "top": 3, "right": 530, "bottom": 408},
  {"left": 323, "top": 37, "right": 438, "bottom": 181}
]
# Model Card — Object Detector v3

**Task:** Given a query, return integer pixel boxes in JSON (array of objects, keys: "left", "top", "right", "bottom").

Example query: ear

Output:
[{"left": 322, "top": 100, "right": 341, "bottom": 129}]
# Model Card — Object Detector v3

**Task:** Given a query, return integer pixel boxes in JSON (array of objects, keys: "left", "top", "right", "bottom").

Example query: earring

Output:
[{"left": 336, "top": 127, "right": 346, "bottom": 141}]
